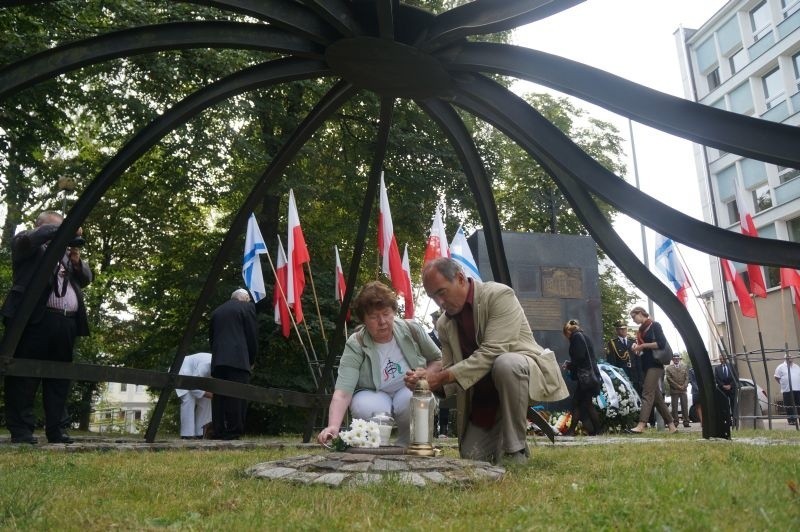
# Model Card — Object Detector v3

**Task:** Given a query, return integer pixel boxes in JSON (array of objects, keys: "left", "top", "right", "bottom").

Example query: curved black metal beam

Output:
[
  {"left": 452, "top": 74, "right": 728, "bottom": 438},
  {"left": 0, "top": 58, "right": 330, "bottom": 374},
  {"left": 299, "top": 0, "right": 364, "bottom": 38},
  {"left": 421, "top": 0, "right": 584, "bottom": 51},
  {"left": 0, "top": 22, "right": 324, "bottom": 100},
  {"left": 3, "top": 358, "right": 331, "bottom": 410},
  {"left": 147, "top": 80, "right": 356, "bottom": 441},
  {"left": 440, "top": 42, "right": 800, "bottom": 169},
  {"left": 179, "top": 0, "right": 341, "bottom": 44},
  {"left": 417, "top": 98, "right": 511, "bottom": 285},
  {"left": 320, "top": 96, "right": 394, "bottom": 391},
  {"left": 441, "top": 66, "right": 800, "bottom": 269}
]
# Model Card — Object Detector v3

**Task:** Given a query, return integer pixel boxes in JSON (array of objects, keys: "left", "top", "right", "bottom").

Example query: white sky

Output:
[{"left": 511, "top": 0, "right": 728, "bottom": 351}]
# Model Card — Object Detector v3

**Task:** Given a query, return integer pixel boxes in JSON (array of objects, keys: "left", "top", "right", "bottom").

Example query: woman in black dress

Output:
[{"left": 562, "top": 319, "right": 603, "bottom": 436}]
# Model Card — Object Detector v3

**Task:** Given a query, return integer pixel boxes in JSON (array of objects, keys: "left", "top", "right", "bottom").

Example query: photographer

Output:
[{"left": 2, "top": 210, "right": 92, "bottom": 444}]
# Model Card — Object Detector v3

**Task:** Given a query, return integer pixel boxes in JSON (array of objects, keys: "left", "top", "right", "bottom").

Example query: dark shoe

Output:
[
  {"left": 683, "top": 423, "right": 691, "bottom": 428},
  {"left": 10, "top": 436, "right": 38, "bottom": 445},
  {"left": 48, "top": 434, "right": 74, "bottom": 444}
]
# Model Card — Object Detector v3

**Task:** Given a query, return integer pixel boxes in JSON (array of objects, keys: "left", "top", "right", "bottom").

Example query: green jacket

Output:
[{"left": 334, "top": 317, "right": 442, "bottom": 394}]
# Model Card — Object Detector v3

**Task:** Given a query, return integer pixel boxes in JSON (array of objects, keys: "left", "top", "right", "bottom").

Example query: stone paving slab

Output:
[{"left": 246, "top": 452, "right": 505, "bottom": 488}]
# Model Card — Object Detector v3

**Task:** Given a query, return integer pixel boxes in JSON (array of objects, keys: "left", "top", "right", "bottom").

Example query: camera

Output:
[{"left": 68, "top": 236, "right": 85, "bottom": 248}]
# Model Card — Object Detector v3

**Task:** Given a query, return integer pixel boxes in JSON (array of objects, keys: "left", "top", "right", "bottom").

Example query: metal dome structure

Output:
[{"left": 2, "top": 0, "right": 800, "bottom": 441}]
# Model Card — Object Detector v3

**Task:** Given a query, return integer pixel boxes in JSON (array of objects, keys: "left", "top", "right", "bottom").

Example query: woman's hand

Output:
[{"left": 317, "top": 426, "right": 339, "bottom": 445}]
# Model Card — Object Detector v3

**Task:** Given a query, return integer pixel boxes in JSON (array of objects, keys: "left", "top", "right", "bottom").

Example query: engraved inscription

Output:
[
  {"left": 541, "top": 267, "right": 582, "bottom": 299},
  {"left": 519, "top": 298, "right": 562, "bottom": 331}
]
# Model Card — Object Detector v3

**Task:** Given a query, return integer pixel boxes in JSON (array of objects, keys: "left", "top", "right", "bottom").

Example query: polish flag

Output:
[
  {"left": 334, "top": 245, "right": 350, "bottom": 320},
  {"left": 423, "top": 204, "right": 449, "bottom": 265},
  {"left": 721, "top": 258, "right": 756, "bottom": 318},
  {"left": 401, "top": 243, "right": 414, "bottom": 319},
  {"left": 273, "top": 236, "right": 291, "bottom": 338},
  {"left": 734, "top": 183, "right": 767, "bottom": 298},
  {"left": 377, "top": 173, "right": 406, "bottom": 296},
  {"left": 287, "top": 189, "right": 310, "bottom": 323},
  {"left": 780, "top": 268, "right": 800, "bottom": 321}
]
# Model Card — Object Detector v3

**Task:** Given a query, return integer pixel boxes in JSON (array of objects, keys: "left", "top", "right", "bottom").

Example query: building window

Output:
[
  {"left": 726, "top": 199, "right": 740, "bottom": 225},
  {"left": 751, "top": 1, "right": 772, "bottom": 41},
  {"left": 707, "top": 67, "right": 721, "bottom": 90},
  {"left": 779, "top": 166, "right": 800, "bottom": 183},
  {"left": 751, "top": 184, "right": 773, "bottom": 212},
  {"left": 729, "top": 48, "right": 748, "bottom": 74},
  {"left": 120, "top": 383, "right": 127, "bottom": 392},
  {"left": 134, "top": 410, "right": 142, "bottom": 420},
  {"left": 762, "top": 68, "right": 785, "bottom": 109},
  {"left": 783, "top": 0, "right": 800, "bottom": 18},
  {"left": 793, "top": 52, "right": 800, "bottom": 91},
  {"left": 766, "top": 266, "right": 781, "bottom": 289},
  {"left": 788, "top": 217, "right": 800, "bottom": 242}
]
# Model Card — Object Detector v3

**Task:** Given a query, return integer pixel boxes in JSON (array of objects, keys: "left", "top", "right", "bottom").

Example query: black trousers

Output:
[
  {"left": 211, "top": 366, "right": 250, "bottom": 439},
  {"left": 782, "top": 390, "right": 800, "bottom": 423},
  {"left": 4, "top": 311, "right": 76, "bottom": 440}
]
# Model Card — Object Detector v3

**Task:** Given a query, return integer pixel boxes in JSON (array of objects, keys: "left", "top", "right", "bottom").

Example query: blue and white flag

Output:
[
  {"left": 243, "top": 213, "right": 268, "bottom": 303},
  {"left": 449, "top": 226, "right": 481, "bottom": 282},
  {"left": 654, "top": 234, "right": 690, "bottom": 306}
]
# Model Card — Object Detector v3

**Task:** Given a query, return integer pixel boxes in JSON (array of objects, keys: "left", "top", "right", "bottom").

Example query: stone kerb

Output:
[{"left": 246, "top": 452, "right": 505, "bottom": 488}]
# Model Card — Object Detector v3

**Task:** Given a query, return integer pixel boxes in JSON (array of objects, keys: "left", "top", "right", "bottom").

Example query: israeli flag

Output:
[
  {"left": 449, "top": 225, "right": 482, "bottom": 282},
  {"left": 243, "top": 213, "right": 268, "bottom": 303}
]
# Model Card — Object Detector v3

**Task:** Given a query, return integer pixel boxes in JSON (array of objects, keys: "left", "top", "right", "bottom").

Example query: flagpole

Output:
[
  {"left": 629, "top": 119, "right": 654, "bottom": 317},
  {"left": 305, "top": 263, "right": 329, "bottom": 348},
  {"left": 752, "top": 297, "right": 773, "bottom": 429},
  {"left": 674, "top": 245, "right": 729, "bottom": 359},
  {"left": 266, "top": 246, "right": 319, "bottom": 387}
]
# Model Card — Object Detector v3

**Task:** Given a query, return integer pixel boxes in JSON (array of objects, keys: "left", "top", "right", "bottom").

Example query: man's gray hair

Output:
[
  {"left": 35, "top": 210, "right": 63, "bottom": 227},
  {"left": 231, "top": 288, "right": 251, "bottom": 302},
  {"left": 422, "top": 257, "right": 463, "bottom": 281}
]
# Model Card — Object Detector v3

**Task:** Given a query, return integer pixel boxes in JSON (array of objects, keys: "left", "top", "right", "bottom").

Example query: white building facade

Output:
[
  {"left": 89, "top": 382, "right": 153, "bottom": 434},
  {"left": 675, "top": 0, "right": 800, "bottom": 402}
]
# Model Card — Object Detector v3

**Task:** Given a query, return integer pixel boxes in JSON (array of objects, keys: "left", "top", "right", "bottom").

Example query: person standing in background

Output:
[
  {"left": 176, "top": 352, "right": 213, "bottom": 439},
  {"left": 774, "top": 354, "right": 800, "bottom": 427},
  {"left": 2, "top": 210, "right": 92, "bottom": 444},
  {"left": 605, "top": 319, "right": 642, "bottom": 395},
  {"left": 665, "top": 353, "right": 691, "bottom": 428},
  {"left": 209, "top": 288, "right": 258, "bottom": 440}
]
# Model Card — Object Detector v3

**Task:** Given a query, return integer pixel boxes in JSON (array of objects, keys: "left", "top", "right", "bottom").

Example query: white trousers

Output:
[
  {"left": 350, "top": 386, "right": 412, "bottom": 445},
  {"left": 179, "top": 393, "right": 212, "bottom": 437}
]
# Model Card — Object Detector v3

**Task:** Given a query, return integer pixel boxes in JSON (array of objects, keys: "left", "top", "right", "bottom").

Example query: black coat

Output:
[
  {"left": 209, "top": 299, "right": 258, "bottom": 372},
  {"left": 1, "top": 223, "right": 92, "bottom": 336}
]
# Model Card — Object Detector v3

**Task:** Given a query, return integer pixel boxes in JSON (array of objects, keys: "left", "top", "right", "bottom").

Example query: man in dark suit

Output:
[
  {"left": 2, "top": 210, "right": 92, "bottom": 444},
  {"left": 209, "top": 288, "right": 258, "bottom": 440},
  {"left": 714, "top": 352, "right": 737, "bottom": 428}
]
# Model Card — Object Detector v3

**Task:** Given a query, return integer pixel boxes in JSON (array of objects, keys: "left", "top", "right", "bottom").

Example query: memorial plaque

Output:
[
  {"left": 519, "top": 298, "right": 562, "bottom": 331},
  {"left": 541, "top": 267, "right": 582, "bottom": 299}
]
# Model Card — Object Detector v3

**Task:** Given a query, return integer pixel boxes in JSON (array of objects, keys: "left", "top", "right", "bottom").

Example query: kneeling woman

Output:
[{"left": 317, "top": 281, "right": 442, "bottom": 446}]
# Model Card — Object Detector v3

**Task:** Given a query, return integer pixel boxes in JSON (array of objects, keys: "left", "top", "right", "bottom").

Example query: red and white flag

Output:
[
  {"left": 734, "top": 182, "right": 767, "bottom": 298},
  {"left": 423, "top": 204, "right": 449, "bottom": 265},
  {"left": 401, "top": 243, "right": 414, "bottom": 319},
  {"left": 377, "top": 173, "right": 406, "bottom": 296},
  {"left": 721, "top": 258, "right": 756, "bottom": 318},
  {"left": 334, "top": 245, "right": 350, "bottom": 320},
  {"left": 780, "top": 267, "right": 800, "bottom": 321},
  {"left": 273, "top": 236, "right": 291, "bottom": 338},
  {"left": 287, "top": 189, "right": 310, "bottom": 323}
]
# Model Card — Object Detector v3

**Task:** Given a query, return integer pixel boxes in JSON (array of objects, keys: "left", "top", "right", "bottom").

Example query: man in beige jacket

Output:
[{"left": 407, "top": 258, "right": 568, "bottom": 464}]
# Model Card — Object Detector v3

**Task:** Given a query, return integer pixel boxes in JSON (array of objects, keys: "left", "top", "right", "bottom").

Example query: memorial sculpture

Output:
[{"left": 2, "top": 1, "right": 800, "bottom": 440}]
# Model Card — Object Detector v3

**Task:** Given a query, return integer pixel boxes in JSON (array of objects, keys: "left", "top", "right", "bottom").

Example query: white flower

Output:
[{"left": 338, "top": 418, "right": 383, "bottom": 448}]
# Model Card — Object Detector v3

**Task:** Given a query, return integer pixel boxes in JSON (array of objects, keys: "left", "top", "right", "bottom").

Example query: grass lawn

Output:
[{"left": 1, "top": 430, "right": 799, "bottom": 531}]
